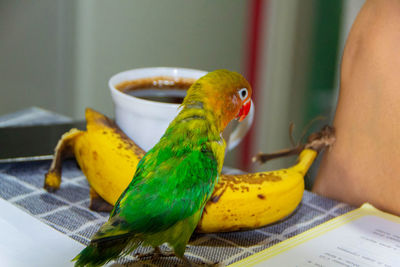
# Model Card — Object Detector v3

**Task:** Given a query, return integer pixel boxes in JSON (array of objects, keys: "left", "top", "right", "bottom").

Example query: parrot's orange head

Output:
[{"left": 183, "top": 69, "right": 252, "bottom": 131}]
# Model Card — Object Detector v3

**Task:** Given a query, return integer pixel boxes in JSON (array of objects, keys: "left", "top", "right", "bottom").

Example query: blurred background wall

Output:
[
  {"left": 0, "top": 0, "right": 247, "bottom": 119},
  {"left": 0, "top": 0, "right": 366, "bottom": 185}
]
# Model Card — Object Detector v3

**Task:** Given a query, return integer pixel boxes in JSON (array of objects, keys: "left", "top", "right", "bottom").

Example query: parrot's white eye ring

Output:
[{"left": 238, "top": 88, "right": 248, "bottom": 100}]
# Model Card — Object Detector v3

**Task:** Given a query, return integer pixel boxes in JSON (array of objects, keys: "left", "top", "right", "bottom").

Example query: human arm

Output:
[{"left": 313, "top": 0, "right": 400, "bottom": 215}]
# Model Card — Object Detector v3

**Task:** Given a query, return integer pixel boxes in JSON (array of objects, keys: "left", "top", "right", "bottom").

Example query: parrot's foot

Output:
[
  {"left": 134, "top": 247, "right": 175, "bottom": 260},
  {"left": 134, "top": 248, "right": 221, "bottom": 266},
  {"left": 182, "top": 256, "right": 194, "bottom": 267},
  {"left": 181, "top": 256, "right": 224, "bottom": 267}
]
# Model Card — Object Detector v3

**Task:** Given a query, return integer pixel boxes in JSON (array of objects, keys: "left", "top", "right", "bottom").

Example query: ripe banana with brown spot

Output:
[
  {"left": 44, "top": 108, "right": 331, "bottom": 232},
  {"left": 197, "top": 149, "right": 316, "bottom": 232},
  {"left": 44, "top": 108, "right": 145, "bottom": 206}
]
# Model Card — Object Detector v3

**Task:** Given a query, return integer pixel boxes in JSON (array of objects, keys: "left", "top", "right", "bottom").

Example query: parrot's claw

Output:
[
  {"left": 134, "top": 247, "right": 175, "bottom": 260},
  {"left": 134, "top": 248, "right": 201, "bottom": 266}
]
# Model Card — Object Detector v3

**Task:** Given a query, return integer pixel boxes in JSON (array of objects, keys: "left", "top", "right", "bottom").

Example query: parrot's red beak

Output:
[{"left": 237, "top": 99, "right": 251, "bottom": 122}]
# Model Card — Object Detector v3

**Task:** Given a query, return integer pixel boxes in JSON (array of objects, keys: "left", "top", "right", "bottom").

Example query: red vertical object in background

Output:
[{"left": 240, "top": 0, "right": 267, "bottom": 170}]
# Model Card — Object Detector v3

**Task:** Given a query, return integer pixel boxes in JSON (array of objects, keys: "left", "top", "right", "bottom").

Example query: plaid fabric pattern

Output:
[{"left": 0, "top": 108, "right": 354, "bottom": 266}]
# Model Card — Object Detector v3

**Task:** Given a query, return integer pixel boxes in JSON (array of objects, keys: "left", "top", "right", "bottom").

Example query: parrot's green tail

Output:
[{"left": 72, "top": 235, "right": 135, "bottom": 267}]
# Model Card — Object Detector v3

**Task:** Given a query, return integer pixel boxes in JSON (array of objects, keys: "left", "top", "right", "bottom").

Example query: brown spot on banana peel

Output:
[
  {"left": 240, "top": 185, "right": 249, "bottom": 192},
  {"left": 78, "top": 147, "right": 84, "bottom": 157},
  {"left": 257, "top": 194, "right": 266, "bottom": 200}
]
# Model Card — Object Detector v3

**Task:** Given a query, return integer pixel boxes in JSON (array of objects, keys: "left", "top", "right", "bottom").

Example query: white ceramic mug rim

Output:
[{"left": 108, "top": 67, "right": 208, "bottom": 109}]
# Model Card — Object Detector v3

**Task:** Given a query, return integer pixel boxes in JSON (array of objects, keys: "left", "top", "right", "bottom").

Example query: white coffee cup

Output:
[{"left": 109, "top": 67, "right": 254, "bottom": 152}]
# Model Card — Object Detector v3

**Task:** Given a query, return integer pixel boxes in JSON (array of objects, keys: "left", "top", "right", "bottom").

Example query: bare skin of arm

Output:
[{"left": 313, "top": 0, "right": 400, "bottom": 215}]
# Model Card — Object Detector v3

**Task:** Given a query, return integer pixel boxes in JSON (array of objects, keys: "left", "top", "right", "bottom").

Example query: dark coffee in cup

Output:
[{"left": 115, "top": 76, "right": 196, "bottom": 104}]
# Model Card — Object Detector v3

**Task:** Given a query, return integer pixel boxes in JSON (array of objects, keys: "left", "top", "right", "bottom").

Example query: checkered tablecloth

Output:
[{"left": 0, "top": 108, "right": 355, "bottom": 266}]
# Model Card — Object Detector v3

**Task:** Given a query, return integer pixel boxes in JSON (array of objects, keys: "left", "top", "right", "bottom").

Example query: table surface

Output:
[{"left": 0, "top": 108, "right": 355, "bottom": 266}]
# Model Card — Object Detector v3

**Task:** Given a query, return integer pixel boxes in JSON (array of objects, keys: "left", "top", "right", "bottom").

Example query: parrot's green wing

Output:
[{"left": 90, "top": 142, "right": 219, "bottom": 254}]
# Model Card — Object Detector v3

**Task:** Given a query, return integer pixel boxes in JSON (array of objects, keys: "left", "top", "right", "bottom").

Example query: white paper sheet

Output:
[
  {"left": 0, "top": 198, "right": 84, "bottom": 267},
  {"left": 231, "top": 204, "right": 400, "bottom": 267}
]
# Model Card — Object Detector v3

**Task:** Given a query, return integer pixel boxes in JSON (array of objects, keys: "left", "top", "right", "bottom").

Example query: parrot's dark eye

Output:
[{"left": 238, "top": 88, "right": 248, "bottom": 100}]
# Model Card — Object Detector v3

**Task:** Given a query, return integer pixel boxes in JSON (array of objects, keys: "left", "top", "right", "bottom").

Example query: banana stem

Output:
[
  {"left": 252, "top": 146, "right": 304, "bottom": 163},
  {"left": 291, "top": 149, "right": 318, "bottom": 176},
  {"left": 254, "top": 125, "right": 335, "bottom": 164}
]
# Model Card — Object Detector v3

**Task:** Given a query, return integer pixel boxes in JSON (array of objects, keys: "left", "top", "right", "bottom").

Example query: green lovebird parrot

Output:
[{"left": 73, "top": 69, "right": 253, "bottom": 266}]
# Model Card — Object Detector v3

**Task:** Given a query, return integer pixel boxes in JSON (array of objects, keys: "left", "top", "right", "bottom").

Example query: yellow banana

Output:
[
  {"left": 197, "top": 149, "right": 315, "bottom": 232},
  {"left": 44, "top": 108, "right": 145, "bottom": 206},
  {"left": 44, "top": 108, "right": 331, "bottom": 232}
]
